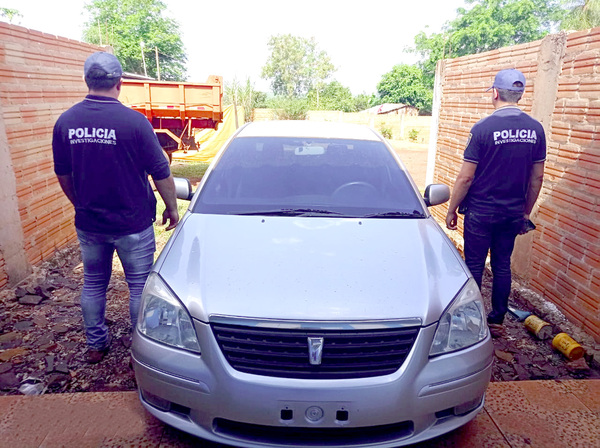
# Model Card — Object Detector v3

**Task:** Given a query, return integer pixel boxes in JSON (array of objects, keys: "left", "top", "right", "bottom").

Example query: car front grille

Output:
[
  {"left": 211, "top": 322, "right": 420, "bottom": 379},
  {"left": 213, "top": 418, "right": 414, "bottom": 446}
]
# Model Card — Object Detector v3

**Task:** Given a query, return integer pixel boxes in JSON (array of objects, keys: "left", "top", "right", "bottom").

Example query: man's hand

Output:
[
  {"left": 445, "top": 161, "right": 476, "bottom": 231},
  {"left": 162, "top": 207, "right": 179, "bottom": 231},
  {"left": 519, "top": 218, "right": 536, "bottom": 235},
  {"left": 446, "top": 209, "right": 459, "bottom": 230},
  {"left": 154, "top": 174, "right": 179, "bottom": 231}
]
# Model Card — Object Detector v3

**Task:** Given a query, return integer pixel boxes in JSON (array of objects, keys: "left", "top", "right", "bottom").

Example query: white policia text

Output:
[{"left": 493, "top": 128, "right": 537, "bottom": 145}]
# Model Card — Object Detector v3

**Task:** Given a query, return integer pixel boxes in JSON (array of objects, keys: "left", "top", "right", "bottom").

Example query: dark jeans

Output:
[
  {"left": 463, "top": 212, "right": 523, "bottom": 325},
  {"left": 77, "top": 226, "right": 156, "bottom": 349}
]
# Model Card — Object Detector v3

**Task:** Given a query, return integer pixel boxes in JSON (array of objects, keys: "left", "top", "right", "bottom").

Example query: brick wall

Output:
[
  {"left": 431, "top": 30, "right": 600, "bottom": 341},
  {"left": 0, "top": 22, "right": 103, "bottom": 288}
]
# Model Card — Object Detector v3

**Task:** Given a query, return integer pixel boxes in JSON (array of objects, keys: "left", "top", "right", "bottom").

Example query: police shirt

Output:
[
  {"left": 462, "top": 106, "right": 546, "bottom": 216},
  {"left": 53, "top": 95, "right": 171, "bottom": 235}
]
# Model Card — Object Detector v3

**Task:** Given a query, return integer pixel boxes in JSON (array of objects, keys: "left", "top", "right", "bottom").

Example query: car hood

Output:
[{"left": 155, "top": 214, "right": 469, "bottom": 326}]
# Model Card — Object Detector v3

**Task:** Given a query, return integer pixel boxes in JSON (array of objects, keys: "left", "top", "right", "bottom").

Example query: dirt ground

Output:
[
  {"left": 0, "top": 237, "right": 599, "bottom": 396},
  {"left": 388, "top": 140, "right": 429, "bottom": 190}
]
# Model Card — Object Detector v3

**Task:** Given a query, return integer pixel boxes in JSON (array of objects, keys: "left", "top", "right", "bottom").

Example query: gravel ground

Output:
[{"left": 0, "top": 240, "right": 599, "bottom": 396}]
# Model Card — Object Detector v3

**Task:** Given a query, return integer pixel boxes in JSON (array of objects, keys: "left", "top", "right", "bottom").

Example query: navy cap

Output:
[
  {"left": 84, "top": 52, "right": 123, "bottom": 79},
  {"left": 486, "top": 69, "right": 526, "bottom": 92}
]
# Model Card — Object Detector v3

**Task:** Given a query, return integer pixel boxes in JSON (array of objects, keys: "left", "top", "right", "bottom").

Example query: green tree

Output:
[
  {"left": 262, "top": 34, "right": 335, "bottom": 97},
  {"left": 353, "top": 93, "right": 376, "bottom": 111},
  {"left": 83, "top": 0, "right": 186, "bottom": 81},
  {"left": 0, "top": 7, "right": 21, "bottom": 22},
  {"left": 376, "top": 64, "right": 433, "bottom": 113},
  {"left": 413, "top": 0, "right": 566, "bottom": 85},
  {"left": 562, "top": 0, "right": 600, "bottom": 29},
  {"left": 307, "top": 81, "right": 357, "bottom": 112},
  {"left": 224, "top": 78, "right": 267, "bottom": 122}
]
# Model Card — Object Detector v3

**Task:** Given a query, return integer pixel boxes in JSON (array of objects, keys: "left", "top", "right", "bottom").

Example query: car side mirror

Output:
[
  {"left": 174, "top": 177, "right": 193, "bottom": 201},
  {"left": 423, "top": 184, "right": 450, "bottom": 207}
]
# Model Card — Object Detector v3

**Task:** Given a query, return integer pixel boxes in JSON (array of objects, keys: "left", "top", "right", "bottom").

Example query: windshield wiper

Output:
[
  {"left": 293, "top": 208, "right": 344, "bottom": 216},
  {"left": 233, "top": 208, "right": 343, "bottom": 217},
  {"left": 363, "top": 210, "right": 425, "bottom": 219}
]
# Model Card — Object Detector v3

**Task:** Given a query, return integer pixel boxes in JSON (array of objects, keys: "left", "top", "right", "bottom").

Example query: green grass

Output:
[
  {"left": 152, "top": 161, "right": 209, "bottom": 256},
  {"left": 170, "top": 161, "right": 210, "bottom": 180},
  {"left": 154, "top": 194, "right": 192, "bottom": 255}
]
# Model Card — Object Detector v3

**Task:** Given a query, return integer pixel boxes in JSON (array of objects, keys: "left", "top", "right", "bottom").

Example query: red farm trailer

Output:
[{"left": 120, "top": 76, "right": 223, "bottom": 161}]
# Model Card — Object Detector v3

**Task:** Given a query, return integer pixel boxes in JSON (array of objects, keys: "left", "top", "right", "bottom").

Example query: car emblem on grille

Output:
[{"left": 308, "top": 337, "right": 324, "bottom": 365}]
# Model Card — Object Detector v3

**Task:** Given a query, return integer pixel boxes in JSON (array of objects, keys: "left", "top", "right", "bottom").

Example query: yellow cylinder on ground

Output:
[
  {"left": 524, "top": 315, "right": 552, "bottom": 340},
  {"left": 552, "top": 333, "right": 585, "bottom": 361}
]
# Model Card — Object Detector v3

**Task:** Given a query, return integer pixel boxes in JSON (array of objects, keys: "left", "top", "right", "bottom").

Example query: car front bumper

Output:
[{"left": 132, "top": 321, "right": 493, "bottom": 448}]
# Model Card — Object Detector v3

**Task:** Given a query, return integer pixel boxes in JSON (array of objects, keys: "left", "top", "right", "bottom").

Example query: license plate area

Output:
[{"left": 278, "top": 400, "right": 353, "bottom": 426}]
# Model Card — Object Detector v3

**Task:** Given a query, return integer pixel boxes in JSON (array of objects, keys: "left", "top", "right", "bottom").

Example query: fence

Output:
[{"left": 253, "top": 108, "right": 431, "bottom": 143}]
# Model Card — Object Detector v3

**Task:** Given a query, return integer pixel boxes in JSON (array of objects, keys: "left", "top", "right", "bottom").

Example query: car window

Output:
[{"left": 192, "top": 137, "right": 425, "bottom": 218}]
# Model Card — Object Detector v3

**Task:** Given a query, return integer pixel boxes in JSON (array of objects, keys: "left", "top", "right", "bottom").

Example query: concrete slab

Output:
[
  {"left": 484, "top": 380, "right": 600, "bottom": 448},
  {"left": 0, "top": 380, "right": 598, "bottom": 447}
]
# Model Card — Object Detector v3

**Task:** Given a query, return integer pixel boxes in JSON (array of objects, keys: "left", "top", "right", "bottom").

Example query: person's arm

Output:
[
  {"left": 56, "top": 174, "right": 77, "bottom": 206},
  {"left": 524, "top": 162, "right": 545, "bottom": 219},
  {"left": 445, "top": 161, "right": 477, "bottom": 230},
  {"left": 154, "top": 174, "right": 179, "bottom": 231}
]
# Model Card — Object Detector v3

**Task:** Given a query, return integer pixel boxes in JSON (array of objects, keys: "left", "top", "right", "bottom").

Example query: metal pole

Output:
[
  {"left": 97, "top": 19, "right": 102, "bottom": 45},
  {"left": 233, "top": 88, "right": 239, "bottom": 129},
  {"left": 140, "top": 42, "right": 147, "bottom": 77},
  {"left": 155, "top": 47, "right": 161, "bottom": 81}
]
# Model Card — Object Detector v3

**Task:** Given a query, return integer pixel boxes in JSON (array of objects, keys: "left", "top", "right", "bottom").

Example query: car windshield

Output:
[{"left": 192, "top": 136, "right": 425, "bottom": 218}]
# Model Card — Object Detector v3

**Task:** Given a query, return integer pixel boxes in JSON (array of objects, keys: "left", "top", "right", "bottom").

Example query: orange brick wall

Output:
[
  {"left": 432, "top": 30, "right": 600, "bottom": 341},
  {"left": 531, "top": 29, "right": 600, "bottom": 341},
  {"left": 0, "top": 22, "right": 103, "bottom": 288},
  {"left": 0, "top": 257, "right": 7, "bottom": 287}
]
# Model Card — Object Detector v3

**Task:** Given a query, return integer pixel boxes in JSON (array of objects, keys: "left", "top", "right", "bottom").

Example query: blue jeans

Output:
[
  {"left": 76, "top": 226, "right": 156, "bottom": 349},
  {"left": 463, "top": 212, "right": 523, "bottom": 325}
]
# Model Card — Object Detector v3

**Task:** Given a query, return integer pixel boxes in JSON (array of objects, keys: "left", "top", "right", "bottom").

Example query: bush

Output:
[
  {"left": 379, "top": 125, "right": 393, "bottom": 139},
  {"left": 408, "top": 129, "right": 420, "bottom": 142},
  {"left": 267, "top": 96, "right": 309, "bottom": 120}
]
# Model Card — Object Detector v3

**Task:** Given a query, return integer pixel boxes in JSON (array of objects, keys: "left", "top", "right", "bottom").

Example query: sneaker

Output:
[
  {"left": 86, "top": 335, "right": 111, "bottom": 364},
  {"left": 488, "top": 323, "right": 505, "bottom": 339}
]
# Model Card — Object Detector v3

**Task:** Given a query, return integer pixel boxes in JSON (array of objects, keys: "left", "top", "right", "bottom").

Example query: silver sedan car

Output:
[{"left": 132, "top": 120, "right": 494, "bottom": 447}]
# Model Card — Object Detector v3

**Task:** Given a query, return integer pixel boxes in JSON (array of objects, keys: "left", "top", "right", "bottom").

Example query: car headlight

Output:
[
  {"left": 137, "top": 272, "right": 201, "bottom": 353},
  {"left": 430, "top": 278, "right": 488, "bottom": 356}
]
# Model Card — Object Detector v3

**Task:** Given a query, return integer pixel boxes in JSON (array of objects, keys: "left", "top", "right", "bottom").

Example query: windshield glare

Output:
[{"left": 193, "top": 136, "right": 424, "bottom": 218}]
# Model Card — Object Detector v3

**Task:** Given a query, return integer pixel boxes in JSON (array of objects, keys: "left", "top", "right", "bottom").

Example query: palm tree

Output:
[{"left": 562, "top": 0, "right": 600, "bottom": 30}]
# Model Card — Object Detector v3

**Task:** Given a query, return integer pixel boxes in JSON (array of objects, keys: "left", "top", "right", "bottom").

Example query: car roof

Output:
[{"left": 235, "top": 120, "right": 382, "bottom": 141}]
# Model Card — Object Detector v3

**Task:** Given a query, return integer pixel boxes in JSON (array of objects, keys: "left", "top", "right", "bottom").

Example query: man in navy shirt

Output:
[
  {"left": 53, "top": 52, "right": 179, "bottom": 362},
  {"left": 446, "top": 69, "right": 546, "bottom": 337}
]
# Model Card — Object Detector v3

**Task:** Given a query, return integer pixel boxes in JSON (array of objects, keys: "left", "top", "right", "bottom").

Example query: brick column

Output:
[
  {"left": 0, "top": 103, "right": 31, "bottom": 287},
  {"left": 426, "top": 59, "right": 446, "bottom": 185},
  {"left": 512, "top": 32, "right": 567, "bottom": 279}
]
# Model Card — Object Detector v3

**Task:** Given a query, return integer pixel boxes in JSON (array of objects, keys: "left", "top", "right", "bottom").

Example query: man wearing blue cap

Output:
[
  {"left": 52, "top": 52, "right": 179, "bottom": 362},
  {"left": 445, "top": 68, "right": 546, "bottom": 337}
]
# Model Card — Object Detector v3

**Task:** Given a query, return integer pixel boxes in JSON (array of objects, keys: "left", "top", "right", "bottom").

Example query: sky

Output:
[{"left": 1, "top": 0, "right": 467, "bottom": 95}]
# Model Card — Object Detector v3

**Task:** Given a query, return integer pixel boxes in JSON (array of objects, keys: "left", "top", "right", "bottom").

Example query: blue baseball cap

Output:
[
  {"left": 84, "top": 52, "right": 123, "bottom": 79},
  {"left": 486, "top": 69, "right": 526, "bottom": 92}
]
